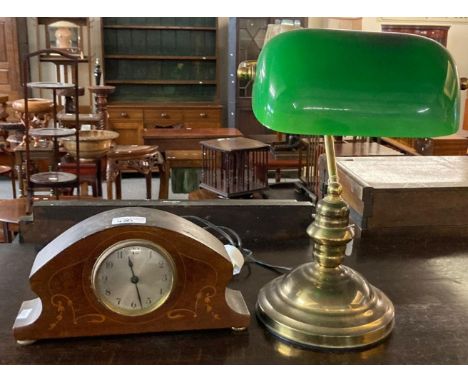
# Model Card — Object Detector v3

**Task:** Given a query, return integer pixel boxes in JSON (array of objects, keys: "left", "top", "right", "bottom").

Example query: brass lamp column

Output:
[
  {"left": 256, "top": 135, "right": 394, "bottom": 348},
  {"left": 248, "top": 29, "right": 460, "bottom": 349}
]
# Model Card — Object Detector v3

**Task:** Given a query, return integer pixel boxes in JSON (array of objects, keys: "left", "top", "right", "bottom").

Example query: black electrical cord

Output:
[
  {"left": 182, "top": 215, "right": 292, "bottom": 273},
  {"left": 181, "top": 215, "right": 236, "bottom": 246}
]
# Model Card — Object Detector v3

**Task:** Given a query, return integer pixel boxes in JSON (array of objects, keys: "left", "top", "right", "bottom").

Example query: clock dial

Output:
[{"left": 92, "top": 240, "right": 175, "bottom": 316}]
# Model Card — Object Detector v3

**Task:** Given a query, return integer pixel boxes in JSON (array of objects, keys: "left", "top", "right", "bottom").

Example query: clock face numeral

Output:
[{"left": 93, "top": 241, "right": 174, "bottom": 317}]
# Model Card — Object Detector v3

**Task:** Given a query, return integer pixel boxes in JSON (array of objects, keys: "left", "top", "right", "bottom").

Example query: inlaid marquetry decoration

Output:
[{"left": 13, "top": 207, "right": 250, "bottom": 344}]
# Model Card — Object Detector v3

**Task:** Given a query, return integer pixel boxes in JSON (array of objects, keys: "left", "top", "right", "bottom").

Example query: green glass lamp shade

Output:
[{"left": 252, "top": 29, "right": 460, "bottom": 137}]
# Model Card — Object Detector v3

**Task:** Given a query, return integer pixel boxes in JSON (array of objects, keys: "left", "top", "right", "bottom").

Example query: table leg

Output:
[
  {"left": 95, "top": 159, "right": 102, "bottom": 197},
  {"left": 116, "top": 172, "right": 122, "bottom": 199},
  {"left": 15, "top": 151, "right": 25, "bottom": 197},
  {"left": 275, "top": 168, "right": 281, "bottom": 183},
  {"left": 2, "top": 221, "right": 12, "bottom": 243},
  {"left": 159, "top": 162, "right": 169, "bottom": 199},
  {"left": 106, "top": 179, "right": 113, "bottom": 200},
  {"left": 145, "top": 172, "right": 152, "bottom": 199},
  {"left": 106, "top": 160, "right": 114, "bottom": 200},
  {"left": 10, "top": 153, "right": 16, "bottom": 199}
]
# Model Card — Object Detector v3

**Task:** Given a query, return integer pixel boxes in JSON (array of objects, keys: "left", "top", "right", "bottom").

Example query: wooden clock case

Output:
[{"left": 13, "top": 207, "right": 250, "bottom": 342}]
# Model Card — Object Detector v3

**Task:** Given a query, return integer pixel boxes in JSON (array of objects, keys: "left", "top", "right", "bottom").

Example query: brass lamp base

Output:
[
  {"left": 256, "top": 135, "right": 394, "bottom": 349},
  {"left": 256, "top": 262, "right": 394, "bottom": 349}
]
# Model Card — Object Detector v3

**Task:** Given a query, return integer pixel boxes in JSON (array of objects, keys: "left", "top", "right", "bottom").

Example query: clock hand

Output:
[{"left": 128, "top": 257, "right": 143, "bottom": 309}]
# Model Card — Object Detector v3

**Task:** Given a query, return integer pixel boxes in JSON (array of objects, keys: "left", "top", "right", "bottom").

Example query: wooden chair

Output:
[
  {"left": 0, "top": 129, "right": 17, "bottom": 198},
  {"left": 0, "top": 198, "right": 26, "bottom": 243},
  {"left": 0, "top": 165, "right": 16, "bottom": 198}
]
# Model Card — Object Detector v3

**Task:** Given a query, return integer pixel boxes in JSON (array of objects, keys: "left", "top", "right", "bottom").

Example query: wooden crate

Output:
[
  {"left": 336, "top": 156, "right": 468, "bottom": 235},
  {"left": 317, "top": 141, "right": 403, "bottom": 198},
  {"left": 200, "top": 137, "right": 269, "bottom": 198}
]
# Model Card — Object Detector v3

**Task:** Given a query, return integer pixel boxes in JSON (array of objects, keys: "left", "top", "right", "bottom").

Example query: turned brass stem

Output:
[
  {"left": 307, "top": 134, "right": 353, "bottom": 268},
  {"left": 256, "top": 134, "right": 394, "bottom": 349}
]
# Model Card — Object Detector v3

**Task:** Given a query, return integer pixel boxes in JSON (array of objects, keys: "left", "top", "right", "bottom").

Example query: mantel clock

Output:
[{"left": 13, "top": 207, "right": 250, "bottom": 344}]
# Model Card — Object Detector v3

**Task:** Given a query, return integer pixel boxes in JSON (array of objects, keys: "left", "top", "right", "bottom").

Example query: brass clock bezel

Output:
[{"left": 91, "top": 239, "right": 176, "bottom": 317}]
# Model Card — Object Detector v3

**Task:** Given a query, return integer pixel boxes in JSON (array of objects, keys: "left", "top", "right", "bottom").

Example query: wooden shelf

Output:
[
  {"left": 39, "top": 55, "right": 88, "bottom": 64},
  {"left": 29, "top": 127, "right": 76, "bottom": 138},
  {"left": 104, "top": 54, "right": 216, "bottom": 61},
  {"left": 29, "top": 171, "right": 78, "bottom": 187},
  {"left": 103, "top": 17, "right": 218, "bottom": 104},
  {"left": 103, "top": 25, "right": 217, "bottom": 31},
  {"left": 106, "top": 80, "right": 217, "bottom": 85},
  {"left": 27, "top": 81, "right": 75, "bottom": 89}
]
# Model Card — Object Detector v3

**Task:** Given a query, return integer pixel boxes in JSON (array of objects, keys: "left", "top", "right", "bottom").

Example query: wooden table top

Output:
[
  {"left": 0, "top": 198, "right": 27, "bottom": 224},
  {"left": 2, "top": 226, "right": 468, "bottom": 364},
  {"left": 30, "top": 171, "right": 77, "bottom": 187},
  {"left": 143, "top": 127, "right": 242, "bottom": 139},
  {"left": 165, "top": 150, "right": 203, "bottom": 168},
  {"left": 200, "top": 136, "right": 269, "bottom": 152},
  {"left": 108, "top": 144, "right": 159, "bottom": 159},
  {"left": 0, "top": 165, "right": 12, "bottom": 175},
  {"left": 165, "top": 150, "right": 202, "bottom": 161},
  {"left": 57, "top": 113, "right": 100, "bottom": 123}
]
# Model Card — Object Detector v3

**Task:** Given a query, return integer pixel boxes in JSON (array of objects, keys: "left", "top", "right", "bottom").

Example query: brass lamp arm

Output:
[
  {"left": 324, "top": 135, "right": 338, "bottom": 186},
  {"left": 237, "top": 60, "right": 257, "bottom": 82}
]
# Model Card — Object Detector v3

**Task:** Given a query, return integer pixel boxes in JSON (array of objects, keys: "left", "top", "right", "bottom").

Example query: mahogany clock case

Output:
[{"left": 13, "top": 207, "right": 250, "bottom": 342}]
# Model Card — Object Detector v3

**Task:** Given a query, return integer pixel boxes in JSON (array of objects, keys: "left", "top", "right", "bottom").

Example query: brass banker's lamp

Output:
[{"left": 250, "top": 29, "right": 460, "bottom": 349}]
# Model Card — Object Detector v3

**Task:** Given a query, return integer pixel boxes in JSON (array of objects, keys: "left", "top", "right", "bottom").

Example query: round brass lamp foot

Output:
[{"left": 256, "top": 262, "right": 394, "bottom": 349}]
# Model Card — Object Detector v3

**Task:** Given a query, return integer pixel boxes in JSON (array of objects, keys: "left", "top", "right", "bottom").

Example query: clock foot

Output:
[{"left": 17, "top": 339, "right": 36, "bottom": 346}]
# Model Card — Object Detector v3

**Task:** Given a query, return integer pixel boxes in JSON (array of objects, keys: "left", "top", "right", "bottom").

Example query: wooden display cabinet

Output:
[{"left": 101, "top": 18, "right": 222, "bottom": 145}]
